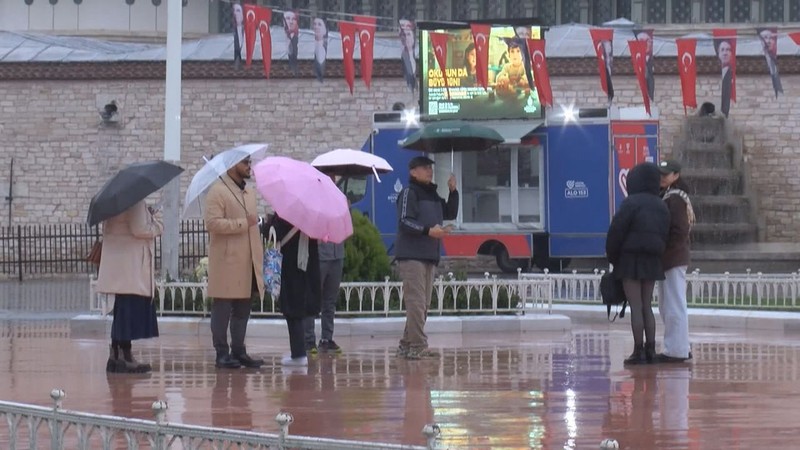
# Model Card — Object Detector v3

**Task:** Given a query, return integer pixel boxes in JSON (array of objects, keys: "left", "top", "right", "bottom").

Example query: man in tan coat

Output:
[{"left": 204, "top": 155, "right": 265, "bottom": 369}]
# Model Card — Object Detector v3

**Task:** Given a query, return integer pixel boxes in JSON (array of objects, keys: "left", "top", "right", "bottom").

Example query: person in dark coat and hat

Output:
[
  {"left": 270, "top": 214, "right": 321, "bottom": 367},
  {"left": 606, "top": 162, "right": 670, "bottom": 365}
]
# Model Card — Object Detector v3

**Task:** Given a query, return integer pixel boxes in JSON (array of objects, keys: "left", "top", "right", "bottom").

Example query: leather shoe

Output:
[
  {"left": 233, "top": 353, "right": 264, "bottom": 368},
  {"left": 655, "top": 353, "right": 690, "bottom": 363},
  {"left": 215, "top": 354, "right": 241, "bottom": 369}
]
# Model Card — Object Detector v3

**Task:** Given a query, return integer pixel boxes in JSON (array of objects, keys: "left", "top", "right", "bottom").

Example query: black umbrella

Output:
[
  {"left": 400, "top": 120, "right": 505, "bottom": 169},
  {"left": 87, "top": 160, "right": 184, "bottom": 226}
]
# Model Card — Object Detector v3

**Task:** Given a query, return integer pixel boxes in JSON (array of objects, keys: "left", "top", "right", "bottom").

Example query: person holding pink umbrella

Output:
[{"left": 253, "top": 156, "right": 352, "bottom": 366}]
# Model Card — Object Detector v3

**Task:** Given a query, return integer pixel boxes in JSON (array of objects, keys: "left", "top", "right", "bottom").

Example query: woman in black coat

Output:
[
  {"left": 267, "top": 215, "right": 321, "bottom": 366},
  {"left": 606, "top": 162, "right": 670, "bottom": 364}
]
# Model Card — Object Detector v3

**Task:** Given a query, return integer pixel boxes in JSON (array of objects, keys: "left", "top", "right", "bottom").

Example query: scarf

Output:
[
  {"left": 663, "top": 188, "right": 696, "bottom": 227},
  {"left": 297, "top": 232, "right": 309, "bottom": 272}
]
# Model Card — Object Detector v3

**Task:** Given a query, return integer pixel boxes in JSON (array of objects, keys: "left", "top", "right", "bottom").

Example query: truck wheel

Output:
[{"left": 495, "top": 247, "right": 531, "bottom": 274}]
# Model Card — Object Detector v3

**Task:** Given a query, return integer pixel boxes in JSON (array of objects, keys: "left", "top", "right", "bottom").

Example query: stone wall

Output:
[{"left": 0, "top": 72, "right": 798, "bottom": 241}]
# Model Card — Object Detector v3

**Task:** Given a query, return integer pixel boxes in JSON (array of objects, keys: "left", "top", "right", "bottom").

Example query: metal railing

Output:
[
  {"left": 519, "top": 269, "right": 800, "bottom": 310},
  {"left": 0, "top": 221, "right": 209, "bottom": 281},
  {"left": 89, "top": 275, "right": 553, "bottom": 317},
  {"left": 88, "top": 269, "right": 800, "bottom": 317},
  {"left": 0, "top": 389, "right": 438, "bottom": 450}
]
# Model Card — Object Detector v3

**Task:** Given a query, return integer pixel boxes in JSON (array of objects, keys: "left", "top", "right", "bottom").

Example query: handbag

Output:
[
  {"left": 600, "top": 271, "right": 627, "bottom": 321},
  {"left": 86, "top": 240, "right": 103, "bottom": 266},
  {"left": 262, "top": 226, "right": 299, "bottom": 299}
]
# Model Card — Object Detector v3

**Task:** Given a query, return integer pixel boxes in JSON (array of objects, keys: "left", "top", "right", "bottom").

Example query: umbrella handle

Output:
[{"left": 372, "top": 165, "right": 381, "bottom": 183}]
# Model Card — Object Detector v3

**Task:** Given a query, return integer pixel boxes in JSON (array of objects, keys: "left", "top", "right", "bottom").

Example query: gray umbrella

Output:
[{"left": 87, "top": 160, "right": 183, "bottom": 226}]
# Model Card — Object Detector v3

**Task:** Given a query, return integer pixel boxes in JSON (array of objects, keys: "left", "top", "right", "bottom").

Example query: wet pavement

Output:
[{"left": 2, "top": 319, "right": 800, "bottom": 449}]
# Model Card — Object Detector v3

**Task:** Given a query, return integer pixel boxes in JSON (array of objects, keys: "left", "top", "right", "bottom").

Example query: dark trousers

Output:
[
  {"left": 304, "top": 258, "right": 343, "bottom": 345},
  {"left": 286, "top": 317, "right": 306, "bottom": 358},
  {"left": 210, "top": 299, "right": 252, "bottom": 356}
]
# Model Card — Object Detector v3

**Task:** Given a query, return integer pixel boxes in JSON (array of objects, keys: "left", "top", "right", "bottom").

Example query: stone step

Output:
[
  {"left": 691, "top": 195, "right": 752, "bottom": 223},
  {"left": 682, "top": 169, "right": 742, "bottom": 196},
  {"left": 691, "top": 222, "right": 758, "bottom": 245},
  {"left": 681, "top": 147, "right": 734, "bottom": 169}
]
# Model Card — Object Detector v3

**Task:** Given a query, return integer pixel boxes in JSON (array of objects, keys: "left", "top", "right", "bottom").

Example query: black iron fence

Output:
[{"left": 0, "top": 221, "right": 209, "bottom": 281}]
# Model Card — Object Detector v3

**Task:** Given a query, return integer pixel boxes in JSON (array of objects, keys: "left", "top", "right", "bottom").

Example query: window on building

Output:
[
  {"left": 322, "top": 0, "right": 341, "bottom": 32},
  {"left": 561, "top": 0, "right": 581, "bottom": 23},
  {"left": 730, "top": 0, "right": 750, "bottom": 22},
  {"left": 763, "top": 0, "right": 784, "bottom": 22},
  {"left": 441, "top": 146, "right": 543, "bottom": 227},
  {"left": 790, "top": 0, "right": 800, "bottom": 21},
  {"left": 376, "top": 1, "right": 396, "bottom": 30},
  {"left": 616, "top": 0, "right": 632, "bottom": 20},
  {"left": 506, "top": 0, "right": 527, "bottom": 18},
  {"left": 592, "top": 0, "right": 614, "bottom": 24},
  {"left": 397, "top": 0, "right": 417, "bottom": 21},
  {"left": 671, "top": 0, "right": 693, "bottom": 23},
  {"left": 427, "top": 0, "right": 449, "bottom": 20},
  {"left": 451, "top": 0, "right": 472, "bottom": 20},
  {"left": 535, "top": 0, "right": 557, "bottom": 25},
  {"left": 705, "top": 0, "right": 726, "bottom": 22},
  {"left": 647, "top": 0, "right": 667, "bottom": 24}
]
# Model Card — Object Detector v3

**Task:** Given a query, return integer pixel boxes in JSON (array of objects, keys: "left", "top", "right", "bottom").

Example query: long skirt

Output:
[{"left": 110, "top": 294, "right": 159, "bottom": 341}]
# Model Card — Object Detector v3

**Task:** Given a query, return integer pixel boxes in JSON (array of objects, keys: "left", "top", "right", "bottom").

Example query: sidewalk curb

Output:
[{"left": 69, "top": 313, "right": 572, "bottom": 338}]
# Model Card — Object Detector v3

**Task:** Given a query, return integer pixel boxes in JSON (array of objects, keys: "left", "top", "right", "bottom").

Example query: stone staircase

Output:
[{"left": 676, "top": 117, "right": 758, "bottom": 246}]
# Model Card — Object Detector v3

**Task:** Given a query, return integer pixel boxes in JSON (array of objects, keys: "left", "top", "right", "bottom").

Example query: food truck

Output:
[{"left": 347, "top": 21, "right": 658, "bottom": 273}]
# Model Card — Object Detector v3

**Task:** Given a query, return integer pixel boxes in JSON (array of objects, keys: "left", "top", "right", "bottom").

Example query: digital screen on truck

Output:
[{"left": 420, "top": 25, "right": 543, "bottom": 121}]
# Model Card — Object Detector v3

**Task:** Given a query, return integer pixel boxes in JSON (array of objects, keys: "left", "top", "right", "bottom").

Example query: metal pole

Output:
[
  {"left": 6, "top": 157, "right": 13, "bottom": 227},
  {"left": 162, "top": 0, "right": 182, "bottom": 280}
]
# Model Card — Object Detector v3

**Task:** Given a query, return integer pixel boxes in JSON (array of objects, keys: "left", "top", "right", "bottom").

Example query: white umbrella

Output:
[
  {"left": 311, "top": 148, "right": 393, "bottom": 182},
  {"left": 182, "top": 143, "right": 268, "bottom": 218}
]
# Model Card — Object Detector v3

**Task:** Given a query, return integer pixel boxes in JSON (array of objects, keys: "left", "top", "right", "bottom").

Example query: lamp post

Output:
[{"left": 161, "top": 0, "right": 182, "bottom": 280}]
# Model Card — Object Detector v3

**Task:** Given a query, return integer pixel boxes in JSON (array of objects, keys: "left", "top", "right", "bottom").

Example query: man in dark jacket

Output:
[
  {"left": 395, "top": 156, "right": 458, "bottom": 360},
  {"left": 606, "top": 162, "right": 669, "bottom": 365}
]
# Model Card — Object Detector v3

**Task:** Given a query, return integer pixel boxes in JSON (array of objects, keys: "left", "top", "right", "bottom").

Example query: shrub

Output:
[{"left": 342, "top": 209, "right": 392, "bottom": 282}]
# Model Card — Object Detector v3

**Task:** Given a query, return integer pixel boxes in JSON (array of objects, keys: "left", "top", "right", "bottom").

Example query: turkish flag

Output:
[
  {"left": 256, "top": 7, "right": 272, "bottom": 79},
  {"left": 676, "top": 38, "right": 697, "bottom": 114},
  {"left": 470, "top": 23, "right": 491, "bottom": 91},
  {"left": 354, "top": 15, "right": 376, "bottom": 89},
  {"left": 429, "top": 32, "right": 450, "bottom": 100},
  {"left": 790, "top": 32, "right": 800, "bottom": 46},
  {"left": 589, "top": 28, "right": 614, "bottom": 103},
  {"left": 628, "top": 39, "right": 650, "bottom": 116},
  {"left": 339, "top": 21, "right": 357, "bottom": 94},
  {"left": 243, "top": 5, "right": 258, "bottom": 68},
  {"left": 526, "top": 38, "right": 552, "bottom": 108}
]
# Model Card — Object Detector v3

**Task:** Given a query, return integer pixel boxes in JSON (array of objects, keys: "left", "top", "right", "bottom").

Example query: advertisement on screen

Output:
[{"left": 420, "top": 25, "right": 543, "bottom": 121}]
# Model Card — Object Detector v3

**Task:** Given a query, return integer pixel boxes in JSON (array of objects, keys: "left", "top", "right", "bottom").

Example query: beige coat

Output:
[
  {"left": 204, "top": 175, "right": 265, "bottom": 300},
  {"left": 96, "top": 200, "right": 163, "bottom": 297}
]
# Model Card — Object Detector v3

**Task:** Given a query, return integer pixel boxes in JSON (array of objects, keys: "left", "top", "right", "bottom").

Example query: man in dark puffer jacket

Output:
[
  {"left": 606, "top": 162, "right": 670, "bottom": 365},
  {"left": 395, "top": 156, "right": 459, "bottom": 360}
]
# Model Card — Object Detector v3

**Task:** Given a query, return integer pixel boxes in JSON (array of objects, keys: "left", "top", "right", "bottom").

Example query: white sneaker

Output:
[{"left": 281, "top": 355, "right": 308, "bottom": 367}]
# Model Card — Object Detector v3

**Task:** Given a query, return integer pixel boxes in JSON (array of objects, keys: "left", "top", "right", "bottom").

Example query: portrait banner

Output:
[
  {"left": 713, "top": 28, "right": 737, "bottom": 116},
  {"left": 756, "top": 27, "right": 782, "bottom": 98}
]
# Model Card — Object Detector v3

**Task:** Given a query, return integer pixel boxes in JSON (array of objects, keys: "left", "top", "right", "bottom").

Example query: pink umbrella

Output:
[{"left": 253, "top": 156, "right": 353, "bottom": 243}]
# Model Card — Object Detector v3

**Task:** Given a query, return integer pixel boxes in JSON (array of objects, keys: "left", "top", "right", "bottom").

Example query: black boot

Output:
[
  {"left": 645, "top": 342, "right": 656, "bottom": 364},
  {"left": 215, "top": 352, "right": 242, "bottom": 369},
  {"left": 106, "top": 344, "right": 123, "bottom": 373},
  {"left": 122, "top": 348, "right": 151, "bottom": 373},
  {"left": 624, "top": 344, "right": 647, "bottom": 365}
]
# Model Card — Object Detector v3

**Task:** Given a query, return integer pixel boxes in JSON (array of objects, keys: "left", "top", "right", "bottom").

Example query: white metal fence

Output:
[
  {"left": 0, "top": 389, "right": 437, "bottom": 450},
  {"left": 89, "top": 275, "right": 553, "bottom": 317},
  {"left": 89, "top": 270, "right": 800, "bottom": 317}
]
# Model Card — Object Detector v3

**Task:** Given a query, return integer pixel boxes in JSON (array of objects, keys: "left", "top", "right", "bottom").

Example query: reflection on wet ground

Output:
[{"left": 2, "top": 320, "right": 800, "bottom": 449}]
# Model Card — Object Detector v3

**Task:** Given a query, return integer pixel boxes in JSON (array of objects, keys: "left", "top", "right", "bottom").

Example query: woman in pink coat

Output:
[{"left": 96, "top": 200, "right": 163, "bottom": 373}]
